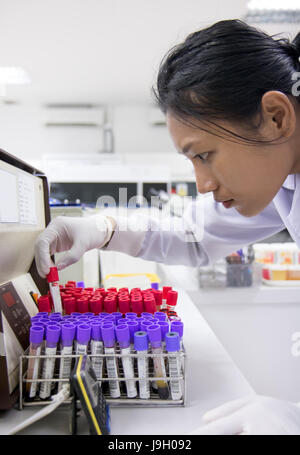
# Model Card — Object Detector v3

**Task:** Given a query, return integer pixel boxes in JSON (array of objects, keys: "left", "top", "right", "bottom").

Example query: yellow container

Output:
[{"left": 269, "top": 265, "right": 287, "bottom": 281}]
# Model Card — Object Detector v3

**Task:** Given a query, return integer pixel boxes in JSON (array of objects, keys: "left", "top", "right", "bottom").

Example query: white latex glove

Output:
[
  {"left": 34, "top": 215, "right": 115, "bottom": 278},
  {"left": 189, "top": 395, "right": 300, "bottom": 435}
]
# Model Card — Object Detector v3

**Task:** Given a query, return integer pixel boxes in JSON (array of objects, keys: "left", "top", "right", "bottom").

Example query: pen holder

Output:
[{"left": 226, "top": 262, "right": 253, "bottom": 287}]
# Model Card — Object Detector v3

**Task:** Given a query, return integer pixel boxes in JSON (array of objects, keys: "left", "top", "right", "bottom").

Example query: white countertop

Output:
[{"left": 0, "top": 290, "right": 254, "bottom": 435}]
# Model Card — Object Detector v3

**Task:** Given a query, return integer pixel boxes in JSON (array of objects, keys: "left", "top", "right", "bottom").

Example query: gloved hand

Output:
[
  {"left": 34, "top": 215, "right": 115, "bottom": 278},
  {"left": 189, "top": 395, "right": 300, "bottom": 435}
]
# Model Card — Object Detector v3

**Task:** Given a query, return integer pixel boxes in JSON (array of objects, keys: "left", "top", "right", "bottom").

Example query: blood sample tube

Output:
[
  {"left": 26, "top": 326, "right": 44, "bottom": 399},
  {"left": 46, "top": 267, "right": 63, "bottom": 313},
  {"left": 115, "top": 325, "right": 137, "bottom": 398}
]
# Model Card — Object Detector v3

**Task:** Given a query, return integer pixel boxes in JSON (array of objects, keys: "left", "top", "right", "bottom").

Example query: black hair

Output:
[{"left": 153, "top": 19, "right": 300, "bottom": 144}]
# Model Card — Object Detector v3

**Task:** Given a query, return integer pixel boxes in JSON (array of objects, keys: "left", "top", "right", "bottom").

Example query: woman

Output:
[{"left": 35, "top": 20, "right": 300, "bottom": 434}]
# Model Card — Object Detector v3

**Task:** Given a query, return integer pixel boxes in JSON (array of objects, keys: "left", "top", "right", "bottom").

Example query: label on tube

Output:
[
  {"left": 28, "top": 345, "right": 42, "bottom": 398},
  {"left": 121, "top": 347, "right": 137, "bottom": 398},
  {"left": 168, "top": 354, "right": 182, "bottom": 400},
  {"left": 137, "top": 352, "right": 150, "bottom": 399},
  {"left": 105, "top": 347, "right": 121, "bottom": 398},
  {"left": 39, "top": 346, "right": 57, "bottom": 399},
  {"left": 91, "top": 339, "right": 104, "bottom": 384}
]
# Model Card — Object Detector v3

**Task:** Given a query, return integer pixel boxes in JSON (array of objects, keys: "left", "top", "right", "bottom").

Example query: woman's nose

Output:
[{"left": 196, "top": 175, "right": 218, "bottom": 194}]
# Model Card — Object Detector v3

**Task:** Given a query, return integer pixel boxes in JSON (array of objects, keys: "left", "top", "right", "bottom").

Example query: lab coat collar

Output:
[{"left": 282, "top": 174, "right": 296, "bottom": 190}]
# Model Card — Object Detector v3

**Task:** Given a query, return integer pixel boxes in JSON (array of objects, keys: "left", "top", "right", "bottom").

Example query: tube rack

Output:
[{"left": 19, "top": 346, "right": 186, "bottom": 409}]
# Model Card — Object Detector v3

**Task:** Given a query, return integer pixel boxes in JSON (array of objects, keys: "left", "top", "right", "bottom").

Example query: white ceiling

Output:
[{"left": 0, "top": 0, "right": 249, "bottom": 105}]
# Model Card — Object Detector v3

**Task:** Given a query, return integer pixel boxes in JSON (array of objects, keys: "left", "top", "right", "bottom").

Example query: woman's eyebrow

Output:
[{"left": 178, "top": 142, "right": 193, "bottom": 155}]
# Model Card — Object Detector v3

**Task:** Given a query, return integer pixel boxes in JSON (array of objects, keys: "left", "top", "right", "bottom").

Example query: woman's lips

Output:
[{"left": 222, "top": 199, "right": 234, "bottom": 209}]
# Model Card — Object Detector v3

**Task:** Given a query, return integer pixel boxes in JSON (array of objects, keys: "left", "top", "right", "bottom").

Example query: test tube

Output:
[
  {"left": 170, "top": 321, "right": 184, "bottom": 351},
  {"left": 76, "top": 298, "right": 89, "bottom": 314},
  {"left": 157, "top": 321, "right": 170, "bottom": 349},
  {"left": 46, "top": 267, "right": 63, "bottom": 313},
  {"left": 76, "top": 324, "right": 91, "bottom": 355},
  {"left": 170, "top": 321, "right": 184, "bottom": 370},
  {"left": 101, "top": 324, "right": 120, "bottom": 398},
  {"left": 147, "top": 324, "right": 169, "bottom": 399},
  {"left": 90, "top": 322, "right": 104, "bottom": 385},
  {"left": 161, "top": 286, "right": 172, "bottom": 310},
  {"left": 37, "top": 295, "right": 51, "bottom": 313},
  {"left": 39, "top": 324, "right": 61, "bottom": 399},
  {"left": 63, "top": 297, "right": 77, "bottom": 315},
  {"left": 126, "top": 320, "right": 139, "bottom": 350},
  {"left": 166, "top": 290, "right": 178, "bottom": 311},
  {"left": 153, "top": 290, "right": 163, "bottom": 311},
  {"left": 134, "top": 331, "right": 150, "bottom": 400},
  {"left": 115, "top": 325, "right": 137, "bottom": 398},
  {"left": 89, "top": 296, "right": 103, "bottom": 315},
  {"left": 26, "top": 326, "right": 44, "bottom": 399},
  {"left": 155, "top": 311, "right": 167, "bottom": 321},
  {"left": 165, "top": 332, "right": 183, "bottom": 400},
  {"left": 58, "top": 323, "right": 76, "bottom": 391}
]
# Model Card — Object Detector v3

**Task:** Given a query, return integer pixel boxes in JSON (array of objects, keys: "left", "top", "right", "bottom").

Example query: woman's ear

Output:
[{"left": 260, "top": 91, "right": 296, "bottom": 140}]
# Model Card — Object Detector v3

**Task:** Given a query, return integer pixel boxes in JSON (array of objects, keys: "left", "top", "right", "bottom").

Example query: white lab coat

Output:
[{"left": 106, "top": 174, "right": 298, "bottom": 267}]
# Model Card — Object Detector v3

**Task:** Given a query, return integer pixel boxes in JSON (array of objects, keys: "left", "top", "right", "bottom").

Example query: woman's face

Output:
[{"left": 167, "top": 113, "right": 296, "bottom": 217}]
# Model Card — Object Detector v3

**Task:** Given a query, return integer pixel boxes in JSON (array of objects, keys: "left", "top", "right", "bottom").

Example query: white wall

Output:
[{"left": 0, "top": 102, "right": 194, "bottom": 180}]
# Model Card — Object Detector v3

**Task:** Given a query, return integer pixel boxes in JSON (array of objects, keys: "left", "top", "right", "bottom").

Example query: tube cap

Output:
[
  {"left": 147, "top": 324, "right": 162, "bottom": 348},
  {"left": 46, "top": 324, "right": 61, "bottom": 344},
  {"left": 165, "top": 332, "right": 180, "bottom": 352},
  {"left": 167, "top": 290, "right": 178, "bottom": 307},
  {"left": 141, "top": 312, "right": 153, "bottom": 319},
  {"left": 118, "top": 297, "right": 131, "bottom": 313},
  {"left": 38, "top": 295, "right": 51, "bottom": 313},
  {"left": 140, "top": 320, "right": 154, "bottom": 332},
  {"left": 115, "top": 325, "right": 130, "bottom": 348},
  {"left": 126, "top": 320, "right": 139, "bottom": 343},
  {"left": 158, "top": 321, "right": 169, "bottom": 341},
  {"left": 76, "top": 324, "right": 91, "bottom": 345},
  {"left": 76, "top": 281, "right": 85, "bottom": 288},
  {"left": 91, "top": 322, "right": 102, "bottom": 341},
  {"left": 126, "top": 312, "right": 137, "bottom": 319},
  {"left": 46, "top": 267, "right": 59, "bottom": 283},
  {"left": 30, "top": 326, "right": 44, "bottom": 344},
  {"left": 61, "top": 323, "right": 76, "bottom": 345},
  {"left": 151, "top": 282, "right": 159, "bottom": 290},
  {"left": 64, "top": 297, "right": 77, "bottom": 315},
  {"left": 101, "top": 324, "right": 115, "bottom": 348},
  {"left": 89, "top": 297, "right": 103, "bottom": 315},
  {"left": 134, "top": 331, "right": 148, "bottom": 351},
  {"left": 170, "top": 321, "right": 184, "bottom": 338},
  {"left": 154, "top": 312, "right": 167, "bottom": 321},
  {"left": 112, "top": 312, "right": 123, "bottom": 322},
  {"left": 162, "top": 286, "right": 172, "bottom": 299},
  {"left": 77, "top": 298, "right": 89, "bottom": 314}
]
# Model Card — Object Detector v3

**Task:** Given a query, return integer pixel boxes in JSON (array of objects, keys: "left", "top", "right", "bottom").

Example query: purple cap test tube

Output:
[
  {"left": 76, "top": 324, "right": 91, "bottom": 345},
  {"left": 61, "top": 323, "right": 76, "bottom": 347},
  {"left": 115, "top": 325, "right": 130, "bottom": 349},
  {"left": 126, "top": 320, "right": 139, "bottom": 343},
  {"left": 165, "top": 332, "right": 180, "bottom": 352},
  {"left": 134, "top": 331, "right": 148, "bottom": 351},
  {"left": 158, "top": 321, "right": 169, "bottom": 341},
  {"left": 141, "top": 320, "right": 154, "bottom": 332},
  {"left": 101, "top": 324, "right": 116, "bottom": 348},
  {"left": 30, "top": 326, "right": 44, "bottom": 344},
  {"left": 147, "top": 324, "right": 162, "bottom": 348},
  {"left": 45, "top": 324, "right": 61, "bottom": 347},
  {"left": 170, "top": 321, "right": 184, "bottom": 339},
  {"left": 155, "top": 312, "right": 167, "bottom": 321},
  {"left": 91, "top": 322, "right": 102, "bottom": 341},
  {"left": 112, "top": 312, "right": 123, "bottom": 323}
]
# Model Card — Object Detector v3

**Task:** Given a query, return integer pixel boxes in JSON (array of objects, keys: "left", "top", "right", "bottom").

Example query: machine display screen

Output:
[{"left": 2, "top": 291, "right": 16, "bottom": 308}]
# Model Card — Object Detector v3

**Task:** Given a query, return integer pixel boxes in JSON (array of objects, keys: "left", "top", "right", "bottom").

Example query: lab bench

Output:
[{"left": 0, "top": 290, "right": 253, "bottom": 435}]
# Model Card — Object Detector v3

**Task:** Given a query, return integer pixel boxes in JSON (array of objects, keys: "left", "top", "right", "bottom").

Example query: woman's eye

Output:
[{"left": 196, "top": 152, "right": 209, "bottom": 162}]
